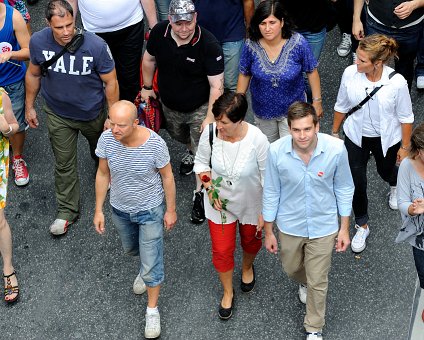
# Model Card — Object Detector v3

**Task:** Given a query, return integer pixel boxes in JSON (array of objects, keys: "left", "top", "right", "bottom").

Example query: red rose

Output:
[{"left": 201, "top": 175, "right": 211, "bottom": 182}]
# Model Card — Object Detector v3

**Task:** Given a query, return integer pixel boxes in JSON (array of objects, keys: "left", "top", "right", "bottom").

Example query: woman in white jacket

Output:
[
  {"left": 332, "top": 34, "right": 414, "bottom": 253},
  {"left": 194, "top": 92, "right": 269, "bottom": 320}
]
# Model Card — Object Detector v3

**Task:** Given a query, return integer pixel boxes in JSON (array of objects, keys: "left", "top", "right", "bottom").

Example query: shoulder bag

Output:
[
  {"left": 39, "top": 28, "right": 85, "bottom": 77},
  {"left": 345, "top": 71, "right": 397, "bottom": 118}
]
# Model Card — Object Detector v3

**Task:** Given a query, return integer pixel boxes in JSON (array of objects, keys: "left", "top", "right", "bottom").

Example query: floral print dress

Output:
[{"left": 0, "top": 88, "right": 10, "bottom": 209}]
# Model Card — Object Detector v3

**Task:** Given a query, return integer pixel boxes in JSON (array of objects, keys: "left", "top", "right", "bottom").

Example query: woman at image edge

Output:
[
  {"left": 0, "top": 89, "right": 20, "bottom": 303},
  {"left": 396, "top": 123, "right": 424, "bottom": 323}
]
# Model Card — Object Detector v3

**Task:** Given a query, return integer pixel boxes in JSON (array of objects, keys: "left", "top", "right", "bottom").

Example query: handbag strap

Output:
[
  {"left": 346, "top": 70, "right": 397, "bottom": 117},
  {"left": 40, "top": 28, "right": 85, "bottom": 77},
  {"left": 208, "top": 123, "right": 214, "bottom": 168}
]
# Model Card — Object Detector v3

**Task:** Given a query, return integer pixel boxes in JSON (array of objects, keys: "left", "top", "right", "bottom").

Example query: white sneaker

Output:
[
  {"left": 337, "top": 33, "right": 352, "bottom": 57},
  {"left": 388, "top": 186, "right": 398, "bottom": 210},
  {"left": 49, "top": 218, "right": 73, "bottom": 235},
  {"left": 306, "top": 332, "right": 323, "bottom": 340},
  {"left": 352, "top": 52, "right": 358, "bottom": 65},
  {"left": 145, "top": 311, "right": 161, "bottom": 339},
  {"left": 133, "top": 274, "right": 147, "bottom": 295},
  {"left": 298, "top": 283, "right": 307, "bottom": 304},
  {"left": 351, "top": 225, "right": 370, "bottom": 252},
  {"left": 417, "top": 76, "right": 424, "bottom": 89}
]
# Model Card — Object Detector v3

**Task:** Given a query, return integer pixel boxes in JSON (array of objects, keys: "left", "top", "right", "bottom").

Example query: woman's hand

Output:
[
  {"left": 312, "top": 100, "right": 323, "bottom": 119},
  {"left": 257, "top": 214, "right": 264, "bottom": 231},
  {"left": 409, "top": 198, "right": 424, "bottom": 215},
  {"left": 208, "top": 190, "right": 222, "bottom": 211},
  {"left": 397, "top": 147, "right": 408, "bottom": 164}
]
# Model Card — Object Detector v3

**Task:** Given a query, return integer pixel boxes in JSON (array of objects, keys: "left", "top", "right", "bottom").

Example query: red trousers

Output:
[{"left": 208, "top": 219, "right": 262, "bottom": 272}]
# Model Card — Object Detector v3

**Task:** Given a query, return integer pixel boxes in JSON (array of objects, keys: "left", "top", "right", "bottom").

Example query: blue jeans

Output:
[
  {"left": 413, "top": 246, "right": 424, "bottom": 289},
  {"left": 222, "top": 40, "right": 243, "bottom": 91},
  {"left": 366, "top": 13, "right": 423, "bottom": 90},
  {"left": 416, "top": 25, "right": 424, "bottom": 78},
  {"left": 155, "top": 0, "right": 171, "bottom": 21},
  {"left": 2, "top": 80, "right": 28, "bottom": 132},
  {"left": 112, "top": 203, "right": 165, "bottom": 287},
  {"left": 297, "top": 27, "right": 327, "bottom": 61},
  {"left": 297, "top": 28, "right": 326, "bottom": 102}
]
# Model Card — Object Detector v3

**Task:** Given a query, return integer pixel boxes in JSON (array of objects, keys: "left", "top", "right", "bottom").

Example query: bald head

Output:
[{"left": 109, "top": 100, "right": 138, "bottom": 123}]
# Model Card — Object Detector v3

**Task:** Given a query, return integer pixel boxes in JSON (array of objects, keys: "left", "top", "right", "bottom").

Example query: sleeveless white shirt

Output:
[{"left": 78, "top": 0, "right": 144, "bottom": 33}]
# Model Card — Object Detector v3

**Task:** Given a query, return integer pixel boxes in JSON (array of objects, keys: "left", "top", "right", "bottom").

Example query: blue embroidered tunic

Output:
[{"left": 239, "top": 32, "right": 317, "bottom": 119}]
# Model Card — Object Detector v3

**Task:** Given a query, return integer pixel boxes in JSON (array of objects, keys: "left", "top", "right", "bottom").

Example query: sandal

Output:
[{"left": 4, "top": 271, "right": 19, "bottom": 303}]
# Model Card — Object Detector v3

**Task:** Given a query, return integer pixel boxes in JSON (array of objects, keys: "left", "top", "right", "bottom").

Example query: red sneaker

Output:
[{"left": 12, "top": 155, "right": 29, "bottom": 186}]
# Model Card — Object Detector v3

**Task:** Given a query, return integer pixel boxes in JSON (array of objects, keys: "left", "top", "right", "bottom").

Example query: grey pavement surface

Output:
[{"left": 1, "top": 1, "right": 424, "bottom": 340}]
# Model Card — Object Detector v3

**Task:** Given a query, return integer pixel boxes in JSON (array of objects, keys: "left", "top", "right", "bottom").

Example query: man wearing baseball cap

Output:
[{"left": 141, "top": 0, "right": 224, "bottom": 226}]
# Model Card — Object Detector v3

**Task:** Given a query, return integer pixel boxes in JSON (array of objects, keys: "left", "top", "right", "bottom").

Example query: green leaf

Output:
[
  {"left": 212, "top": 191, "right": 219, "bottom": 200},
  {"left": 213, "top": 176, "right": 223, "bottom": 187}
]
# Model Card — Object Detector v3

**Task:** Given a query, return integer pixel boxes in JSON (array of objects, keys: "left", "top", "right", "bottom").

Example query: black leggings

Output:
[
  {"left": 97, "top": 20, "right": 144, "bottom": 102},
  {"left": 413, "top": 246, "right": 424, "bottom": 289},
  {"left": 345, "top": 135, "right": 399, "bottom": 226}
]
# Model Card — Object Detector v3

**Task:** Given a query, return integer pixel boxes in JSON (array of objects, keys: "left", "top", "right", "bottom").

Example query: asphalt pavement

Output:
[{"left": 1, "top": 1, "right": 424, "bottom": 339}]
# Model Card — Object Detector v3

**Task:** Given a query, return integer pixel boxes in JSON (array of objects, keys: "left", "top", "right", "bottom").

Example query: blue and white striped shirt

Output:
[{"left": 95, "top": 129, "right": 170, "bottom": 213}]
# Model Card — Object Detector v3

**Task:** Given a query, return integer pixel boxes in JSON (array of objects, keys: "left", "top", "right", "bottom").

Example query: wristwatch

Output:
[{"left": 142, "top": 84, "right": 153, "bottom": 91}]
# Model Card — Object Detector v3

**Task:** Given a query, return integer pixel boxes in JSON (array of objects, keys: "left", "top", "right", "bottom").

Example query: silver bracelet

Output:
[{"left": 2, "top": 125, "right": 12, "bottom": 135}]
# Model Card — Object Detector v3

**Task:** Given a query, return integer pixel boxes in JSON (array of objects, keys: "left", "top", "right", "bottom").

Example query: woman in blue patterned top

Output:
[{"left": 237, "top": 0, "right": 323, "bottom": 143}]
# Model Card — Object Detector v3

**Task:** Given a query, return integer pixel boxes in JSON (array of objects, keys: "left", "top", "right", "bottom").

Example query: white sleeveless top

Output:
[{"left": 78, "top": 0, "right": 144, "bottom": 33}]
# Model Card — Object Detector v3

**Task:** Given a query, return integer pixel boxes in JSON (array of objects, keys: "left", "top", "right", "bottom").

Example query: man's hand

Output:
[
  {"left": 335, "top": 228, "right": 350, "bottom": 252},
  {"left": 25, "top": 107, "right": 39, "bottom": 128},
  {"left": 103, "top": 118, "right": 111, "bottom": 131},
  {"left": 93, "top": 211, "right": 105, "bottom": 235},
  {"left": 201, "top": 115, "right": 215, "bottom": 132},
  {"left": 164, "top": 210, "right": 177, "bottom": 231},
  {"left": 265, "top": 231, "right": 278, "bottom": 254},
  {"left": 140, "top": 88, "right": 156, "bottom": 102},
  {"left": 0, "top": 51, "right": 12, "bottom": 64},
  {"left": 394, "top": 1, "right": 417, "bottom": 19},
  {"left": 352, "top": 19, "right": 365, "bottom": 40}
]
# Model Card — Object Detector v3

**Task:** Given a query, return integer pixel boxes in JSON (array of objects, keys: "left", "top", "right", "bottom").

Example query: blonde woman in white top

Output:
[
  {"left": 332, "top": 34, "right": 414, "bottom": 254},
  {"left": 194, "top": 92, "right": 269, "bottom": 320}
]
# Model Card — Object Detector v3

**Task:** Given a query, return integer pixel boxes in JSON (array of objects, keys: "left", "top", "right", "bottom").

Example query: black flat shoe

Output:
[
  {"left": 218, "top": 290, "right": 234, "bottom": 320},
  {"left": 240, "top": 264, "right": 255, "bottom": 293}
]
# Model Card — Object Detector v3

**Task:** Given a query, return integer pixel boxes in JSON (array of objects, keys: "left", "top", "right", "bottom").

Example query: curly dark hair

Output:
[{"left": 248, "top": 0, "right": 294, "bottom": 41}]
